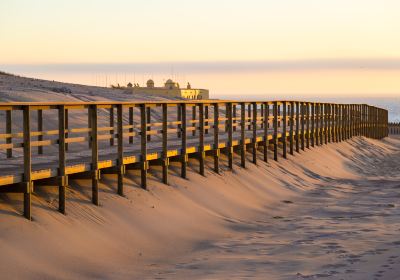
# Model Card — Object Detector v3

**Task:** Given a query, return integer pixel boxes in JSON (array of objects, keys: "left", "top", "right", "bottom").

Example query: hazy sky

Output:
[{"left": 1, "top": 0, "right": 400, "bottom": 97}]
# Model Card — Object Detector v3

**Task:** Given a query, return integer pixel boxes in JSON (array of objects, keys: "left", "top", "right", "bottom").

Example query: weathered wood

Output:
[
  {"left": 162, "top": 103, "right": 169, "bottom": 184},
  {"left": 65, "top": 109, "right": 69, "bottom": 151},
  {"left": 199, "top": 104, "right": 205, "bottom": 175},
  {"left": 38, "top": 109, "right": 43, "bottom": 155},
  {"left": 117, "top": 104, "right": 124, "bottom": 195},
  {"left": 241, "top": 102, "right": 246, "bottom": 168},
  {"left": 141, "top": 104, "right": 148, "bottom": 188},
  {"left": 6, "top": 110, "right": 12, "bottom": 158},
  {"left": 146, "top": 106, "right": 151, "bottom": 142},
  {"left": 252, "top": 102, "right": 258, "bottom": 164},
  {"left": 129, "top": 107, "right": 134, "bottom": 144},
  {"left": 282, "top": 101, "right": 287, "bottom": 159},
  {"left": 109, "top": 107, "right": 115, "bottom": 146},
  {"left": 289, "top": 102, "right": 294, "bottom": 155},
  {"left": 90, "top": 105, "right": 99, "bottom": 205},
  {"left": 227, "top": 103, "right": 233, "bottom": 169},
  {"left": 58, "top": 105, "right": 67, "bottom": 214},
  {"left": 264, "top": 103, "right": 269, "bottom": 162},
  {"left": 301, "top": 102, "right": 305, "bottom": 151},
  {"left": 205, "top": 105, "right": 209, "bottom": 135},
  {"left": 295, "top": 102, "right": 300, "bottom": 153},
  {"left": 214, "top": 103, "right": 220, "bottom": 173},
  {"left": 273, "top": 102, "right": 278, "bottom": 161},
  {"left": 23, "top": 106, "right": 32, "bottom": 220},
  {"left": 311, "top": 103, "right": 315, "bottom": 147},
  {"left": 181, "top": 103, "right": 187, "bottom": 178},
  {"left": 315, "top": 103, "right": 320, "bottom": 146},
  {"left": 306, "top": 103, "right": 310, "bottom": 149},
  {"left": 192, "top": 105, "right": 197, "bottom": 137}
]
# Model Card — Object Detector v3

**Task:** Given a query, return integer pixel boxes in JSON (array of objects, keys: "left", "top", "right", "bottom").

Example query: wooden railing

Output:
[
  {"left": 0, "top": 101, "right": 388, "bottom": 220},
  {"left": 389, "top": 122, "right": 400, "bottom": 135}
]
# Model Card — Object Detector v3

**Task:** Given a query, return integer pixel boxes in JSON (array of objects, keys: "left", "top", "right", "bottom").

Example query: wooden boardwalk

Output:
[
  {"left": 389, "top": 122, "right": 400, "bottom": 135},
  {"left": 0, "top": 101, "right": 388, "bottom": 220}
]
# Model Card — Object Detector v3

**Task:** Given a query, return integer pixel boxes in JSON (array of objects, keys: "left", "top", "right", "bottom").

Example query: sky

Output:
[{"left": 1, "top": 0, "right": 400, "bottom": 97}]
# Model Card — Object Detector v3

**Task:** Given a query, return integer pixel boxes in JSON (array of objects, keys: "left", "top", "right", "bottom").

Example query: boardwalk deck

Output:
[{"left": 0, "top": 101, "right": 388, "bottom": 219}]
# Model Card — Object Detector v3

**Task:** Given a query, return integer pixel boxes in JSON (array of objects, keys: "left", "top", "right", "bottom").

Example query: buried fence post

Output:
[
  {"left": 214, "top": 103, "right": 220, "bottom": 174},
  {"left": 181, "top": 103, "right": 187, "bottom": 179},
  {"left": 141, "top": 104, "right": 148, "bottom": 189},
  {"left": 273, "top": 101, "right": 278, "bottom": 161},
  {"left": 241, "top": 102, "right": 246, "bottom": 168},
  {"left": 162, "top": 103, "right": 169, "bottom": 184},
  {"left": 90, "top": 104, "right": 99, "bottom": 205},
  {"left": 23, "top": 106, "right": 32, "bottom": 220},
  {"left": 117, "top": 104, "right": 125, "bottom": 195},
  {"left": 58, "top": 105, "right": 67, "bottom": 214}
]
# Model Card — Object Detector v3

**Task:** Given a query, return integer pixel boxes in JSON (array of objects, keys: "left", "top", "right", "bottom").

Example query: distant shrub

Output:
[{"left": 51, "top": 86, "right": 72, "bottom": 94}]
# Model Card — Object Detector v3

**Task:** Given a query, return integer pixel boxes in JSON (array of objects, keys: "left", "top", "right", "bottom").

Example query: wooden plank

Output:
[
  {"left": 241, "top": 102, "right": 246, "bottom": 167},
  {"left": 23, "top": 106, "right": 32, "bottom": 220},
  {"left": 181, "top": 103, "right": 187, "bottom": 178},
  {"left": 162, "top": 103, "right": 168, "bottom": 184},
  {"left": 264, "top": 102, "right": 269, "bottom": 162},
  {"left": 146, "top": 106, "right": 151, "bottom": 142},
  {"left": 252, "top": 102, "right": 257, "bottom": 164},
  {"left": 199, "top": 103, "right": 205, "bottom": 175},
  {"left": 306, "top": 103, "right": 310, "bottom": 148},
  {"left": 38, "top": 109, "right": 43, "bottom": 155},
  {"left": 227, "top": 103, "right": 233, "bottom": 169},
  {"left": 129, "top": 107, "right": 134, "bottom": 144},
  {"left": 58, "top": 105, "right": 67, "bottom": 214},
  {"left": 282, "top": 101, "right": 287, "bottom": 159},
  {"left": 289, "top": 102, "right": 294, "bottom": 155},
  {"left": 295, "top": 102, "right": 300, "bottom": 152},
  {"left": 117, "top": 104, "right": 124, "bottom": 195},
  {"left": 301, "top": 102, "right": 305, "bottom": 151},
  {"left": 273, "top": 101, "right": 278, "bottom": 161},
  {"left": 6, "top": 110, "right": 12, "bottom": 158},
  {"left": 214, "top": 103, "right": 220, "bottom": 173},
  {"left": 141, "top": 104, "right": 148, "bottom": 188},
  {"left": 109, "top": 107, "right": 115, "bottom": 146},
  {"left": 90, "top": 105, "right": 99, "bottom": 205}
]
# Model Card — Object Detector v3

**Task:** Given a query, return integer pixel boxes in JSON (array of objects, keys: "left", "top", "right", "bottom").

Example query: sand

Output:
[
  {"left": 1, "top": 73, "right": 399, "bottom": 279},
  {"left": 1, "top": 134, "right": 399, "bottom": 279}
]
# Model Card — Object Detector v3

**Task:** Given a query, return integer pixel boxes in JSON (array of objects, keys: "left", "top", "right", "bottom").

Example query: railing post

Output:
[
  {"left": 241, "top": 102, "right": 246, "bottom": 168},
  {"left": 301, "top": 102, "right": 305, "bottom": 151},
  {"left": 295, "top": 102, "right": 300, "bottom": 153},
  {"left": 227, "top": 103, "right": 233, "bottom": 169},
  {"left": 306, "top": 102, "right": 310, "bottom": 148},
  {"left": 273, "top": 101, "right": 278, "bottom": 161},
  {"left": 65, "top": 109, "right": 69, "bottom": 152},
  {"left": 289, "top": 102, "right": 294, "bottom": 155},
  {"left": 282, "top": 101, "right": 287, "bottom": 158},
  {"left": 23, "top": 106, "right": 32, "bottom": 220},
  {"left": 177, "top": 103, "right": 182, "bottom": 138},
  {"left": 162, "top": 103, "right": 169, "bottom": 184},
  {"left": 311, "top": 103, "right": 315, "bottom": 147},
  {"left": 6, "top": 110, "right": 12, "bottom": 158},
  {"left": 264, "top": 102, "right": 269, "bottom": 162},
  {"left": 324, "top": 104, "right": 328, "bottom": 144},
  {"left": 181, "top": 103, "right": 187, "bottom": 178},
  {"left": 90, "top": 105, "right": 99, "bottom": 205},
  {"left": 109, "top": 107, "right": 114, "bottom": 146},
  {"left": 129, "top": 107, "right": 134, "bottom": 144},
  {"left": 192, "top": 105, "right": 197, "bottom": 137},
  {"left": 233, "top": 104, "right": 237, "bottom": 132},
  {"left": 38, "top": 109, "right": 43, "bottom": 155},
  {"left": 117, "top": 104, "right": 125, "bottom": 195},
  {"left": 315, "top": 103, "right": 320, "bottom": 146},
  {"left": 146, "top": 106, "right": 151, "bottom": 141},
  {"left": 214, "top": 103, "right": 220, "bottom": 173},
  {"left": 58, "top": 105, "right": 67, "bottom": 214},
  {"left": 199, "top": 103, "right": 205, "bottom": 175},
  {"left": 141, "top": 104, "right": 148, "bottom": 188},
  {"left": 205, "top": 105, "right": 209, "bottom": 135},
  {"left": 252, "top": 102, "right": 258, "bottom": 164}
]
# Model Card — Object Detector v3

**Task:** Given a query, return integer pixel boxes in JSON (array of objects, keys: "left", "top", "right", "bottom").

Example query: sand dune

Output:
[{"left": 1, "top": 134, "right": 399, "bottom": 279}]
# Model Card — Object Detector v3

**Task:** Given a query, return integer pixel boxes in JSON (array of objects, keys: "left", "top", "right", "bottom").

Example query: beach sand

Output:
[
  {"left": 1, "top": 134, "right": 399, "bottom": 279},
  {"left": 1, "top": 73, "right": 399, "bottom": 279}
]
